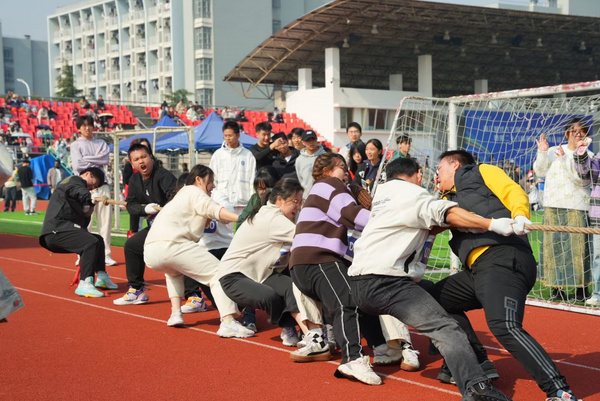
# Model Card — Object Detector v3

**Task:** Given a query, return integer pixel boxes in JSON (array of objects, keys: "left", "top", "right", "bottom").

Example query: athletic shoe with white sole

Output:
[
  {"left": 167, "top": 311, "right": 185, "bottom": 327},
  {"left": 400, "top": 342, "right": 421, "bottom": 371},
  {"left": 75, "top": 277, "right": 105, "bottom": 298},
  {"left": 585, "top": 296, "right": 600, "bottom": 307},
  {"left": 290, "top": 330, "right": 331, "bottom": 362},
  {"left": 105, "top": 257, "right": 118, "bottom": 266},
  {"left": 373, "top": 344, "right": 403, "bottom": 366},
  {"left": 462, "top": 380, "right": 512, "bottom": 401},
  {"left": 95, "top": 272, "right": 118, "bottom": 290},
  {"left": 113, "top": 286, "right": 149, "bottom": 305},
  {"left": 217, "top": 318, "right": 255, "bottom": 338},
  {"left": 336, "top": 355, "right": 382, "bottom": 385},
  {"left": 180, "top": 294, "right": 208, "bottom": 313},
  {"left": 280, "top": 327, "right": 299, "bottom": 347}
]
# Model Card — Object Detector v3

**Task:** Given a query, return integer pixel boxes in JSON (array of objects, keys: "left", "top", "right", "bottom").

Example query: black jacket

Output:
[
  {"left": 17, "top": 165, "right": 34, "bottom": 188},
  {"left": 40, "top": 176, "right": 94, "bottom": 239},
  {"left": 272, "top": 148, "right": 300, "bottom": 180},
  {"left": 249, "top": 143, "right": 279, "bottom": 169},
  {"left": 126, "top": 165, "right": 176, "bottom": 217}
]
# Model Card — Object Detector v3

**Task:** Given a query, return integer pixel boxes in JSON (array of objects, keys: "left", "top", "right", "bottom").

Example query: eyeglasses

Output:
[{"left": 435, "top": 160, "right": 455, "bottom": 174}]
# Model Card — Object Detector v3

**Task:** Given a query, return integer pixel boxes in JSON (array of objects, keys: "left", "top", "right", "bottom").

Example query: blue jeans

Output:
[{"left": 350, "top": 275, "right": 487, "bottom": 396}]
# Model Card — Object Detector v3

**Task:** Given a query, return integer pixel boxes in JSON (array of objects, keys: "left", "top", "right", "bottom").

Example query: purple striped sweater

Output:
[{"left": 290, "top": 177, "right": 370, "bottom": 267}]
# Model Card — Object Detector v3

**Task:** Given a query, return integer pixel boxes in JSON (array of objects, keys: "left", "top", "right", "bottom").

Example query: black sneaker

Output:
[
  {"left": 462, "top": 380, "right": 512, "bottom": 401},
  {"left": 437, "top": 361, "right": 456, "bottom": 385},
  {"left": 30, "top": 211, "right": 39, "bottom": 216}
]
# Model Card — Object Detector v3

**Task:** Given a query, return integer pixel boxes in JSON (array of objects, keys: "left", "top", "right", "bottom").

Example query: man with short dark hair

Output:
[
  {"left": 271, "top": 132, "right": 300, "bottom": 179},
  {"left": 343, "top": 122, "right": 364, "bottom": 161},
  {"left": 47, "top": 159, "right": 64, "bottom": 194},
  {"left": 17, "top": 159, "right": 37, "bottom": 215},
  {"left": 40, "top": 167, "right": 118, "bottom": 298},
  {"left": 431, "top": 149, "right": 582, "bottom": 401},
  {"left": 113, "top": 143, "right": 177, "bottom": 306},
  {"left": 249, "top": 121, "right": 279, "bottom": 169},
  {"left": 391, "top": 135, "right": 412, "bottom": 160},
  {"left": 348, "top": 157, "right": 515, "bottom": 401}
]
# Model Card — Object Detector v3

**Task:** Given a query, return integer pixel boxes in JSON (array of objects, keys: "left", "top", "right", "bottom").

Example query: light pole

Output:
[{"left": 16, "top": 78, "right": 30, "bottom": 100}]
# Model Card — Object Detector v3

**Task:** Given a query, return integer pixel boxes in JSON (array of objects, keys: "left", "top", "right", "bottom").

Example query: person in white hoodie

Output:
[{"left": 294, "top": 130, "right": 327, "bottom": 198}]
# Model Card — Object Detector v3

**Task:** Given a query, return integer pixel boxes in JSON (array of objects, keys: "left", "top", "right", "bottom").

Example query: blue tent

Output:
[
  {"left": 154, "top": 112, "right": 257, "bottom": 150},
  {"left": 30, "top": 154, "right": 71, "bottom": 200},
  {"left": 116, "top": 115, "right": 182, "bottom": 152}
]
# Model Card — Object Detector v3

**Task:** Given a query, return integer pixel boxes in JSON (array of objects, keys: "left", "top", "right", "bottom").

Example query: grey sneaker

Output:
[
  {"left": 373, "top": 344, "right": 402, "bottom": 366},
  {"left": 280, "top": 327, "right": 299, "bottom": 347},
  {"left": 167, "top": 311, "right": 184, "bottom": 327}
]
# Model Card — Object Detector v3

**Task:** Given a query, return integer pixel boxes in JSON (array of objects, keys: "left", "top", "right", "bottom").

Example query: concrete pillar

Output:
[
  {"left": 298, "top": 68, "right": 312, "bottom": 90},
  {"left": 389, "top": 74, "right": 403, "bottom": 91},
  {"left": 325, "top": 47, "right": 340, "bottom": 88},
  {"left": 474, "top": 79, "right": 488, "bottom": 94},
  {"left": 418, "top": 54, "right": 432, "bottom": 96}
]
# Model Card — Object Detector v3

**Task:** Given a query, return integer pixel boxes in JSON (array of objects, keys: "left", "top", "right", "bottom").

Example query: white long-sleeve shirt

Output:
[
  {"left": 348, "top": 179, "right": 456, "bottom": 280},
  {"left": 209, "top": 142, "right": 255, "bottom": 208},
  {"left": 217, "top": 202, "right": 295, "bottom": 283},
  {"left": 70, "top": 136, "right": 110, "bottom": 174},
  {"left": 533, "top": 145, "right": 591, "bottom": 211},
  {"left": 145, "top": 185, "right": 223, "bottom": 244}
]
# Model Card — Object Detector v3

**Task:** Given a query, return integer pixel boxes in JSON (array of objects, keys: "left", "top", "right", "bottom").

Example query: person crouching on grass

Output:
[{"left": 39, "top": 167, "right": 118, "bottom": 298}]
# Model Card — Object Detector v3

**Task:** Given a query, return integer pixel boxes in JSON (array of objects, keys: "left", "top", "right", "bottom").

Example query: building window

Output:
[
  {"left": 272, "top": 0, "right": 281, "bottom": 9},
  {"left": 365, "top": 109, "right": 396, "bottom": 131},
  {"left": 340, "top": 108, "right": 352, "bottom": 129},
  {"left": 3, "top": 48, "right": 14, "bottom": 63},
  {"left": 194, "top": 27, "right": 212, "bottom": 50},
  {"left": 195, "top": 88, "right": 213, "bottom": 107},
  {"left": 195, "top": 58, "right": 212, "bottom": 81},
  {"left": 193, "top": 0, "right": 211, "bottom": 19},
  {"left": 272, "top": 20, "right": 281, "bottom": 34},
  {"left": 4, "top": 67, "right": 14, "bottom": 82}
]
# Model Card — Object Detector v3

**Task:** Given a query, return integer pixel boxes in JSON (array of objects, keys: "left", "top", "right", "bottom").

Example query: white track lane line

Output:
[
  {"left": 5, "top": 256, "right": 600, "bottom": 375},
  {"left": 15, "top": 286, "right": 460, "bottom": 396}
]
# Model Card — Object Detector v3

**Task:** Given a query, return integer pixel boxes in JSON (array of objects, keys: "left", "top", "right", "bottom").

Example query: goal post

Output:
[{"left": 377, "top": 80, "right": 600, "bottom": 313}]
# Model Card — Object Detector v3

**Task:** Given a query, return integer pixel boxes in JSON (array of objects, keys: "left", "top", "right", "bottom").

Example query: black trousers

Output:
[
  {"left": 292, "top": 261, "right": 385, "bottom": 363},
  {"left": 182, "top": 248, "right": 227, "bottom": 304},
  {"left": 40, "top": 231, "right": 104, "bottom": 279},
  {"left": 220, "top": 272, "right": 297, "bottom": 328},
  {"left": 428, "top": 244, "right": 569, "bottom": 397},
  {"left": 124, "top": 227, "right": 149, "bottom": 289},
  {"left": 4, "top": 186, "right": 16, "bottom": 211}
]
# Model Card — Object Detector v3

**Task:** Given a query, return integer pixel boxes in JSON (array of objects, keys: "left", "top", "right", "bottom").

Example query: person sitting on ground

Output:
[
  {"left": 39, "top": 167, "right": 118, "bottom": 298},
  {"left": 143, "top": 165, "right": 251, "bottom": 337}
]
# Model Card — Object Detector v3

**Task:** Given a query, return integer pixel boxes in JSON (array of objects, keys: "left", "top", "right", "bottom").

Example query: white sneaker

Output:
[
  {"left": 373, "top": 344, "right": 403, "bottom": 366},
  {"left": 113, "top": 286, "right": 149, "bottom": 306},
  {"left": 337, "top": 355, "right": 382, "bottom": 385},
  {"left": 280, "top": 327, "right": 299, "bottom": 347},
  {"left": 95, "top": 272, "right": 118, "bottom": 290},
  {"left": 167, "top": 311, "right": 185, "bottom": 327},
  {"left": 585, "top": 296, "right": 600, "bottom": 307},
  {"left": 217, "top": 318, "right": 255, "bottom": 338},
  {"left": 105, "top": 257, "right": 118, "bottom": 266},
  {"left": 400, "top": 342, "right": 421, "bottom": 371},
  {"left": 290, "top": 331, "right": 331, "bottom": 362}
]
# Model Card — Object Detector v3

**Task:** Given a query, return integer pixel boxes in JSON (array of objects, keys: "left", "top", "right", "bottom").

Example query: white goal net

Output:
[{"left": 379, "top": 81, "right": 600, "bottom": 314}]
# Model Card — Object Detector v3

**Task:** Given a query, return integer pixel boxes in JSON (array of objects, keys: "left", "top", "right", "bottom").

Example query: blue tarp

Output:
[
  {"left": 115, "top": 115, "right": 182, "bottom": 152},
  {"left": 30, "top": 154, "right": 71, "bottom": 200},
  {"left": 154, "top": 112, "right": 258, "bottom": 151}
]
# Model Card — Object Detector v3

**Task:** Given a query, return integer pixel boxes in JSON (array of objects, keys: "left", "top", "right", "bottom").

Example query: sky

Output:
[{"left": 2, "top": 0, "right": 532, "bottom": 42}]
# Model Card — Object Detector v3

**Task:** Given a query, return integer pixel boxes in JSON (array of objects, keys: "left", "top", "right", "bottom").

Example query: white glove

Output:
[
  {"left": 512, "top": 215, "right": 532, "bottom": 236},
  {"left": 488, "top": 218, "right": 515, "bottom": 236},
  {"left": 144, "top": 203, "right": 159, "bottom": 215}
]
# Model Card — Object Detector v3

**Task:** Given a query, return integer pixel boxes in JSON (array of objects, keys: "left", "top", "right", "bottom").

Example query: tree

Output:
[
  {"left": 55, "top": 62, "right": 81, "bottom": 98},
  {"left": 165, "top": 89, "right": 192, "bottom": 105}
]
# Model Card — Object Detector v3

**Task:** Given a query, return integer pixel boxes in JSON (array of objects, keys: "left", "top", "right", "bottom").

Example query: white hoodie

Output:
[{"left": 209, "top": 141, "right": 256, "bottom": 208}]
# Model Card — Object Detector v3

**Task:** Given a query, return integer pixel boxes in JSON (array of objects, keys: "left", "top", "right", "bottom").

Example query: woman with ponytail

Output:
[{"left": 216, "top": 178, "right": 308, "bottom": 346}]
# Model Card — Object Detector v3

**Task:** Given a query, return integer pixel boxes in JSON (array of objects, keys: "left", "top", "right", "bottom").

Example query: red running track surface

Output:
[{"left": 0, "top": 234, "right": 598, "bottom": 400}]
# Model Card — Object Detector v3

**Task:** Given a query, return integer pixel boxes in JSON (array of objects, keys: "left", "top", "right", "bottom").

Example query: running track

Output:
[{"left": 0, "top": 233, "right": 598, "bottom": 400}]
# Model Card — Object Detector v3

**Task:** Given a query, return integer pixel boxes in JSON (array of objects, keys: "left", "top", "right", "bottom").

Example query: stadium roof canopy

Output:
[{"left": 224, "top": 0, "right": 600, "bottom": 98}]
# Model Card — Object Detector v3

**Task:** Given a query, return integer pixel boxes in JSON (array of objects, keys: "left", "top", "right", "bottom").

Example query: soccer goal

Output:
[{"left": 378, "top": 80, "right": 600, "bottom": 315}]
